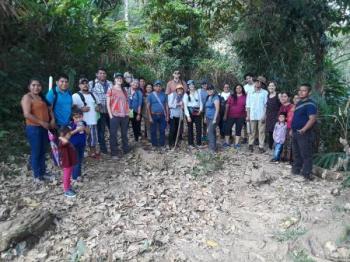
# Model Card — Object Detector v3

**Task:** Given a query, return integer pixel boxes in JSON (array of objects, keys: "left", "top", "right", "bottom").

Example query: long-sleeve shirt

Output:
[
  {"left": 273, "top": 122, "right": 287, "bottom": 144},
  {"left": 128, "top": 89, "right": 143, "bottom": 112},
  {"left": 246, "top": 88, "right": 268, "bottom": 120},
  {"left": 168, "top": 92, "right": 184, "bottom": 118},
  {"left": 89, "top": 79, "right": 113, "bottom": 113},
  {"left": 183, "top": 91, "right": 203, "bottom": 117}
]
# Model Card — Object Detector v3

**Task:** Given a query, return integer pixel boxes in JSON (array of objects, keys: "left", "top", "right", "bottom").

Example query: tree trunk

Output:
[{"left": 0, "top": 210, "right": 55, "bottom": 252}]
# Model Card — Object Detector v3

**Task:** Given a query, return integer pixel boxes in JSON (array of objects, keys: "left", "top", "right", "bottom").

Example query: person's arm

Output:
[
  {"left": 261, "top": 91, "right": 268, "bottom": 123},
  {"left": 199, "top": 91, "right": 203, "bottom": 113},
  {"left": 183, "top": 94, "right": 190, "bottom": 118},
  {"left": 224, "top": 102, "right": 229, "bottom": 121},
  {"left": 147, "top": 96, "right": 153, "bottom": 123},
  {"left": 21, "top": 95, "right": 50, "bottom": 129},
  {"left": 165, "top": 96, "right": 169, "bottom": 122},
  {"left": 298, "top": 115, "right": 317, "bottom": 134},
  {"left": 72, "top": 93, "right": 90, "bottom": 112},
  {"left": 48, "top": 107, "right": 56, "bottom": 129},
  {"left": 213, "top": 98, "right": 220, "bottom": 124},
  {"left": 106, "top": 93, "right": 113, "bottom": 119},
  {"left": 246, "top": 93, "right": 251, "bottom": 121}
]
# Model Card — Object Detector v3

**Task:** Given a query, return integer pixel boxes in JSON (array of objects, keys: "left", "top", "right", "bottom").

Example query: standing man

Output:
[
  {"left": 147, "top": 80, "right": 169, "bottom": 147},
  {"left": 46, "top": 73, "right": 72, "bottom": 127},
  {"left": 243, "top": 73, "right": 255, "bottom": 95},
  {"left": 165, "top": 70, "right": 188, "bottom": 94},
  {"left": 89, "top": 68, "right": 113, "bottom": 154},
  {"left": 291, "top": 84, "right": 317, "bottom": 180},
  {"left": 246, "top": 76, "right": 268, "bottom": 153},
  {"left": 72, "top": 77, "right": 101, "bottom": 157}
]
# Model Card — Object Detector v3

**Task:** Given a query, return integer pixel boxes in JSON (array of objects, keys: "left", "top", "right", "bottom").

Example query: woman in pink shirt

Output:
[{"left": 223, "top": 84, "right": 247, "bottom": 148}]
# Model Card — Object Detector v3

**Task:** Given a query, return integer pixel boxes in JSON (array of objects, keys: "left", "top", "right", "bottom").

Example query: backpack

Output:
[
  {"left": 52, "top": 87, "right": 72, "bottom": 110},
  {"left": 218, "top": 95, "right": 227, "bottom": 116},
  {"left": 77, "top": 91, "right": 97, "bottom": 106}
]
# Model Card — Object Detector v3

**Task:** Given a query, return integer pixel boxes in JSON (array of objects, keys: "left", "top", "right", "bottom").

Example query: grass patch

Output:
[
  {"left": 191, "top": 151, "right": 224, "bottom": 177},
  {"left": 337, "top": 225, "right": 350, "bottom": 245},
  {"left": 274, "top": 228, "right": 307, "bottom": 242},
  {"left": 289, "top": 249, "right": 315, "bottom": 262}
]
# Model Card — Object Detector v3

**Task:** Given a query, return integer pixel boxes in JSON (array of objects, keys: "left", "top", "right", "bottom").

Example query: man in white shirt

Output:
[
  {"left": 246, "top": 76, "right": 268, "bottom": 153},
  {"left": 243, "top": 73, "right": 255, "bottom": 95},
  {"left": 73, "top": 78, "right": 101, "bottom": 157}
]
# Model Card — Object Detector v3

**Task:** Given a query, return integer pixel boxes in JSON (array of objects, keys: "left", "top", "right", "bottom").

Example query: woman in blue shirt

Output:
[
  {"left": 205, "top": 85, "right": 220, "bottom": 152},
  {"left": 128, "top": 79, "right": 143, "bottom": 142}
]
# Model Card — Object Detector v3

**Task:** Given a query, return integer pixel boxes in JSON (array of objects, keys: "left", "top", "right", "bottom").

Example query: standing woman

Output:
[
  {"left": 21, "top": 79, "right": 55, "bottom": 183},
  {"left": 142, "top": 83, "right": 153, "bottom": 140},
  {"left": 265, "top": 81, "right": 281, "bottom": 149},
  {"left": 107, "top": 74, "right": 130, "bottom": 158},
  {"left": 223, "top": 84, "right": 246, "bottom": 148},
  {"left": 168, "top": 85, "right": 185, "bottom": 147},
  {"left": 184, "top": 80, "right": 203, "bottom": 147},
  {"left": 128, "top": 79, "right": 143, "bottom": 142},
  {"left": 205, "top": 85, "right": 220, "bottom": 153}
]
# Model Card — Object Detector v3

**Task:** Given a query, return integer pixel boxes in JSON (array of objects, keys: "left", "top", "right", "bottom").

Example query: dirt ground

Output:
[{"left": 0, "top": 141, "right": 350, "bottom": 262}]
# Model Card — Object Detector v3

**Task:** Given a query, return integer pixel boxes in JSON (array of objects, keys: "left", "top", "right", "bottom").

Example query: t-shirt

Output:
[
  {"left": 273, "top": 122, "right": 287, "bottom": 144},
  {"left": 227, "top": 95, "right": 246, "bottom": 118},
  {"left": 166, "top": 80, "right": 188, "bottom": 94},
  {"left": 106, "top": 88, "right": 129, "bottom": 117},
  {"left": 291, "top": 99, "right": 317, "bottom": 131},
  {"left": 244, "top": 83, "right": 255, "bottom": 95},
  {"left": 205, "top": 95, "right": 219, "bottom": 120},
  {"left": 72, "top": 92, "right": 100, "bottom": 125},
  {"left": 68, "top": 121, "right": 87, "bottom": 147},
  {"left": 199, "top": 88, "right": 208, "bottom": 107},
  {"left": 147, "top": 92, "right": 167, "bottom": 114},
  {"left": 220, "top": 92, "right": 231, "bottom": 101},
  {"left": 46, "top": 86, "right": 72, "bottom": 126}
]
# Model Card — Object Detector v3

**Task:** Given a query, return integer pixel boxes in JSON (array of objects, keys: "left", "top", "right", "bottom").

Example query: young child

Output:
[
  {"left": 69, "top": 108, "right": 89, "bottom": 182},
  {"left": 58, "top": 126, "right": 78, "bottom": 197},
  {"left": 271, "top": 112, "right": 288, "bottom": 163}
]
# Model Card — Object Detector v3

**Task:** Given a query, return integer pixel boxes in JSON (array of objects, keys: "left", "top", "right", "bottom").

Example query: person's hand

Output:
[
  {"left": 109, "top": 114, "right": 113, "bottom": 119},
  {"left": 187, "top": 116, "right": 192, "bottom": 122},
  {"left": 136, "top": 114, "right": 141, "bottom": 121},
  {"left": 95, "top": 105, "right": 101, "bottom": 112},
  {"left": 223, "top": 116, "right": 227, "bottom": 121},
  {"left": 246, "top": 116, "right": 250, "bottom": 121},
  {"left": 212, "top": 120, "right": 216, "bottom": 125},
  {"left": 76, "top": 126, "right": 85, "bottom": 133},
  {"left": 289, "top": 129, "right": 293, "bottom": 137},
  {"left": 41, "top": 121, "right": 50, "bottom": 129},
  {"left": 166, "top": 116, "right": 169, "bottom": 122},
  {"left": 297, "top": 129, "right": 306, "bottom": 135},
  {"left": 149, "top": 117, "right": 153, "bottom": 123},
  {"left": 49, "top": 120, "right": 56, "bottom": 129},
  {"left": 82, "top": 106, "right": 90, "bottom": 112},
  {"left": 204, "top": 118, "right": 207, "bottom": 124},
  {"left": 261, "top": 117, "right": 266, "bottom": 124}
]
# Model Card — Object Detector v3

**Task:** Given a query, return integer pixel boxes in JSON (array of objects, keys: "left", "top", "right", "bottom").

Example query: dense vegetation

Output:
[{"left": 0, "top": 0, "right": 349, "bottom": 166}]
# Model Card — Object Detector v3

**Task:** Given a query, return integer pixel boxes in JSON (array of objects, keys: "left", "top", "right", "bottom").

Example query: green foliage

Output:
[
  {"left": 191, "top": 151, "right": 224, "bottom": 177},
  {"left": 289, "top": 249, "right": 315, "bottom": 262},
  {"left": 314, "top": 152, "right": 348, "bottom": 170},
  {"left": 274, "top": 227, "right": 307, "bottom": 242}
]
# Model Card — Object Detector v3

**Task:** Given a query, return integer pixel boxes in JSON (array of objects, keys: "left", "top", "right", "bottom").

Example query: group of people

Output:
[{"left": 21, "top": 69, "right": 318, "bottom": 197}]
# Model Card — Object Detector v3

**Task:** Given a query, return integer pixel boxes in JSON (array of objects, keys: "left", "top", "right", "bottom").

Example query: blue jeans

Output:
[
  {"left": 151, "top": 114, "right": 166, "bottom": 146},
  {"left": 273, "top": 143, "right": 284, "bottom": 160},
  {"left": 72, "top": 144, "right": 85, "bottom": 180},
  {"left": 207, "top": 118, "right": 217, "bottom": 152},
  {"left": 25, "top": 126, "right": 48, "bottom": 179}
]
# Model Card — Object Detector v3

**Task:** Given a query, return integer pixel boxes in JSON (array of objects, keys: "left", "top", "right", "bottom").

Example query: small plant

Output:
[
  {"left": 274, "top": 227, "right": 306, "bottom": 242},
  {"left": 289, "top": 249, "right": 315, "bottom": 262},
  {"left": 191, "top": 151, "right": 224, "bottom": 177},
  {"left": 336, "top": 225, "right": 350, "bottom": 245}
]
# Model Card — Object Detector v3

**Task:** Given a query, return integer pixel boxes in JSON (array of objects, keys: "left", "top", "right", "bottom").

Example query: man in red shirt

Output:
[{"left": 165, "top": 70, "right": 188, "bottom": 94}]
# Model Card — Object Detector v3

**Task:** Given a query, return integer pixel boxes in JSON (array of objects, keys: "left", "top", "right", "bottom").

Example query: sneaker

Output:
[
  {"left": 111, "top": 155, "right": 119, "bottom": 160},
  {"left": 234, "top": 144, "right": 241, "bottom": 149},
  {"left": 291, "top": 169, "right": 301, "bottom": 175},
  {"left": 254, "top": 139, "right": 259, "bottom": 146},
  {"left": 248, "top": 145, "right": 254, "bottom": 152},
  {"left": 33, "top": 177, "right": 45, "bottom": 184},
  {"left": 270, "top": 158, "right": 277, "bottom": 163},
  {"left": 64, "top": 189, "right": 76, "bottom": 198},
  {"left": 223, "top": 143, "right": 231, "bottom": 148},
  {"left": 303, "top": 174, "right": 314, "bottom": 181},
  {"left": 258, "top": 147, "right": 265, "bottom": 153}
]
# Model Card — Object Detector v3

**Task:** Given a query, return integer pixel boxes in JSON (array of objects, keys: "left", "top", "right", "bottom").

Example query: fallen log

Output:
[
  {"left": 0, "top": 210, "right": 55, "bottom": 252},
  {"left": 313, "top": 166, "right": 343, "bottom": 181}
]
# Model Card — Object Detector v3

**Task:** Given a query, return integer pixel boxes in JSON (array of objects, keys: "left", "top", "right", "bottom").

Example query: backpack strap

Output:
[
  {"left": 77, "top": 92, "right": 87, "bottom": 106},
  {"left": 52, "top": 87, "right": 58, "bottom": 110}
]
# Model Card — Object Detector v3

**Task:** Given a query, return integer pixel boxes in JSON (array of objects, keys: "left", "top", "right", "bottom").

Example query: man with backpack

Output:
[
  {"left": 73, "top": 77, "right": 101, "bottom": 158},
  {"left": 89, "top": 68, "right": 113, "bottom": 154},
  {"left": 46, "top": 73, "right": 72, "bottom": 127}
]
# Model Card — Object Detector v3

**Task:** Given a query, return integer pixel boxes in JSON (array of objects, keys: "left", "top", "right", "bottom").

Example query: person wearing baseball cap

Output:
[
  {"left": 199, "top": 79, "right": 209, "bottom": 142},
  {"left": 147, "top": 80, "right": 169, "bottom": 147},
  {"left": 246, "top": 75, "right": 268, "bottom": 153}
]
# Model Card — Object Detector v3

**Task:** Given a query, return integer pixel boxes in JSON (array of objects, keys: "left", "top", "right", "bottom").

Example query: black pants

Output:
[
  {"left": 187, "top": 114, "right": 202, "bottom": 146},
  {"left": 130, "top": 111, "right": 142, "bottom": 141},
  {"left": 225, "top": 117, "right": 245, "bottom": 136},
  {"left": 292, "top": 130, "right": 314, "bottom": 177},
  {"left": 110, "top": 116, "right": 129, "bottom": 156},
  {"left": 219, "top": 114, "right": 225, "bottom": 138},
  {"left": 268, "top": 131, "right": 274, "bottom": 149},
  {"left": 97, "top": 113, "right": 110, "bottom": 152},
  {"left": 169, "top": 117, "right": 183, "bottom": 147}
]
